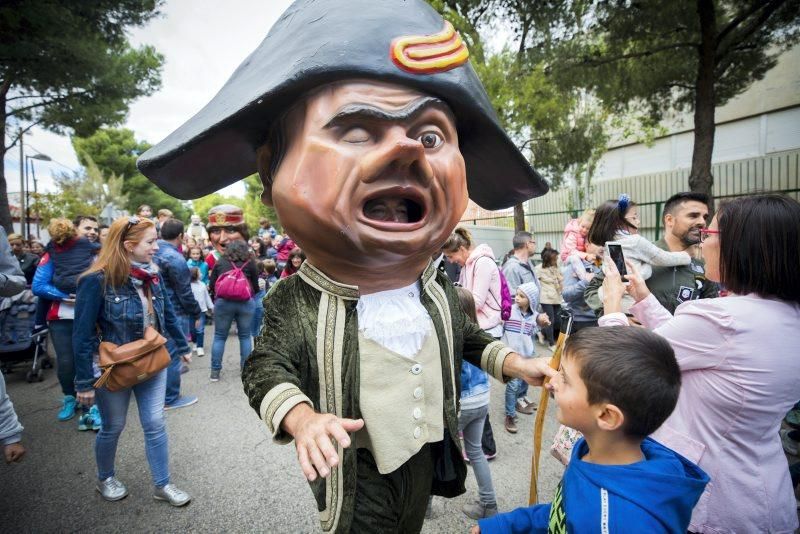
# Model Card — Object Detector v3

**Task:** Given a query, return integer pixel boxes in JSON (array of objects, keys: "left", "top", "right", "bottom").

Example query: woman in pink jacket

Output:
[
  {"left": 442, "top": 227, "right": 504, "bottom": 459},
  {"left": 442, "top": 227, "right": 503, "bottom": 338},
  {"left": 600, "top": 194, "right": 800, "bottom": 534}
]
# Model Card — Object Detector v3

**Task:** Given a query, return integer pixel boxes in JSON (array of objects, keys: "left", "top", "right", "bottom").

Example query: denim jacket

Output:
[
  {"left": 72, "top": 271, "right": 191, "bottom": 392},
  {"left": 460, "top": 361, "right": 489, "bottom": 399},
  {"left": 154, "top": 240, "right": 201, "bottom": 318}
]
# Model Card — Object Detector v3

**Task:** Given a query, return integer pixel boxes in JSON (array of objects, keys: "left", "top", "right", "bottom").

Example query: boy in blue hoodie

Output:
[{"left": 475, "top": 326, "right": 709, "bottom": 534}]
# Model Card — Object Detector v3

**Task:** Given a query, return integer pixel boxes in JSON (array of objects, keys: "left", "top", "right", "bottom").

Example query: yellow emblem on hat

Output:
[
  {"left": 213, "top": 212, "right": 227, "bottom": 225},
  {"left": 390, "top": 21, "right": 469, "bottom": 74}
]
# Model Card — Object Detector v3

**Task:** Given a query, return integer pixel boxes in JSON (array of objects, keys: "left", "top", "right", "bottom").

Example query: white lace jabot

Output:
[{"left": 356, "top": 281, "right": 432, "bottom": 360}]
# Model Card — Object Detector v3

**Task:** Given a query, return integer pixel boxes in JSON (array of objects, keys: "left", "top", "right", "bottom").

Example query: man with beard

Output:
[
  {"left": 137, "top": 1, "right": 556, "bottom": 531},
  {"left": 586, "top": 192, "right": 718, "bottom": 315},
  {"left": 204, "top": 205, "right": 248, "bottom": 271}
]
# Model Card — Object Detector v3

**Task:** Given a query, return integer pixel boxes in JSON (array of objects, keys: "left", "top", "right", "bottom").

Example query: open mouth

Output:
[{"left": 361, "top": 187, "right": 427, "bottom": 227}]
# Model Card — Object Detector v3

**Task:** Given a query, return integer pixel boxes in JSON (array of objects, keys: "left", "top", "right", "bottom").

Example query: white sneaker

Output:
[{"left": 196, "top": 347, "right": 205, "bottom": 357}]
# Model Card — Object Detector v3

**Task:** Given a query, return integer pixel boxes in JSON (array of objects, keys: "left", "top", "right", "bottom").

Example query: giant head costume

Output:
[{"left": 138, "top": 0, "right": 547, "bottom": 292}]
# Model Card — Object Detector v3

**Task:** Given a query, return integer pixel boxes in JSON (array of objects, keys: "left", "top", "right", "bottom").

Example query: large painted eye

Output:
[
  {"left": 418, "top": 132, "right": 443, "bottom": 149},
  {"left": 342, "top": 127, "right": 371, "bottom": 143}
]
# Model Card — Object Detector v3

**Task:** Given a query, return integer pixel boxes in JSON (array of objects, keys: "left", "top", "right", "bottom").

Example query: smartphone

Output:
[{"left": 605, "top": 241, "right": 629, "bottom": 284}]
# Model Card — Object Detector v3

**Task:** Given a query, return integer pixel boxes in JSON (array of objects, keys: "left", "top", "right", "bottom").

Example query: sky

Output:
[{"left": 4, "top": 0, "right": 294, "bottom": 197}]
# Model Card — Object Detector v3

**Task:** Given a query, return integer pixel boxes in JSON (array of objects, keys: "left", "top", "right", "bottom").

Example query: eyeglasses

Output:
[{"left": 699, "top": 228, "right": 720, "bottom": 243}]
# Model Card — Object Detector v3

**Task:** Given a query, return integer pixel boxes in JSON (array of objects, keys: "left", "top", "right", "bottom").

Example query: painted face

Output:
[
  {"left": 77, "top": 219, "right": 99, "bottom": 242},
  {"left": 127, "top": 227, "right": 159, "bottom": 264},
  {"left": 443, "top": 246, "right": 470, "bottom": 267},
  {"left": 514, "top": 288, "right": 529, "bottom": 311},
  {"left": 209, "top": 227, "right": 244, "bottom": 252},
  {"left": 700, "top": 215, "right": 720, "bottom": 282},
  {"left": 269, "top": 80, "right": 468, "bottom": 272},
  {"left": 550, "top": 355, "right": 596, "bottom": 434},
  {"left": 669, "top": 200, "right": 709, "bottom": 247}
]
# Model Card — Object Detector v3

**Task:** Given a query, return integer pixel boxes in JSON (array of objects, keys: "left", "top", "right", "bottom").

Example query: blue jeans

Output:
[
  {"left": 165, "top": 312, "right": 190, "bottom": 405},
  {"left": 251, "top": 289, "right": 266, "bottom": 338},
  {"left": 49, "top": 319, "right": 75, "bottom": 397},
  {"left": 505, "top": 378, "right": 528, "bottom": 417},
  {"left": 193, "top": 313, "right": 206, "bottom": 349},
  {"left": 211, "top": 298, "right": 256, "bottom": 371},
  {"left": 458, "top": 404, "right": 496, "bottom": 506},
  {"left": 95, "top": 369, "right": 170, "bottom": 486}
]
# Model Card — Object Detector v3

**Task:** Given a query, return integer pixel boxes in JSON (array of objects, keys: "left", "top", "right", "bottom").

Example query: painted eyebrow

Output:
[{"left": 323, "top": 97, "right": 449, "bottom": 129}]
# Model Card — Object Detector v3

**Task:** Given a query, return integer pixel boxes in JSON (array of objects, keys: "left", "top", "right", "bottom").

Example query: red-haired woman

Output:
[{"left": 73, "top": 217, "right": 192, "bottom": 506}]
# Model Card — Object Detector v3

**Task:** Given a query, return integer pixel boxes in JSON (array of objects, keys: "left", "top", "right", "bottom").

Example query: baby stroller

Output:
[{"left": 0, "top": 289, "right": 51, "bottom": 382}]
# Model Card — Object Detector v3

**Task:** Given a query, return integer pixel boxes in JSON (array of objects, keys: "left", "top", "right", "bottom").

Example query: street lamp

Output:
[{"left": 25, "top": 153, "right": 51, "bottom": 239}]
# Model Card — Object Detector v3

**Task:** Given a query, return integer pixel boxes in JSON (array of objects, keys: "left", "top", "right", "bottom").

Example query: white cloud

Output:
[{"left": 4, "top": 0, "right": 293, "bottom": 197}]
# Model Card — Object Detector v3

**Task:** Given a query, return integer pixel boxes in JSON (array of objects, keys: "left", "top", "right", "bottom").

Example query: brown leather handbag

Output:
[{"left": 93, "top": 287, "right": 170, "bottom": 392}]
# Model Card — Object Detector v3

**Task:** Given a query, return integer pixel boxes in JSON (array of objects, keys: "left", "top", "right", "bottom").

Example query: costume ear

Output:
[
  {"left": 596, "top": 403, "right": 625, "bottom": 432},
  {"left": 256, "top": 144, "right": 274, "bottom": 206}
]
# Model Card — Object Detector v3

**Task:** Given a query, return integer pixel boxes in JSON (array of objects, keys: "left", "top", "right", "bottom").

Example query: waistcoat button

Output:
[
  {"left": 413, "top": 387, "right": 423, "bottom": 399},
  {"left": 411, "top": 364, "right": 422, "bottom": 375},
  {"left": 413, "top": 407, "right": 422, "bottom": 419},
  {"left": 413, "top": 426, "right": 422, "bottom": 439}
]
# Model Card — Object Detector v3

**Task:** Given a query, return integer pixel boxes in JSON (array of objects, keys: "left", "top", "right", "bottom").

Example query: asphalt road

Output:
[{"left": 0, "top": 330, "right": 563, "bottom": 533}]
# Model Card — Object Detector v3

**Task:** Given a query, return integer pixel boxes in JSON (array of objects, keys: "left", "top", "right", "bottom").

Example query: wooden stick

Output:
[{"left": 528, "top": 315, "right": 573, "bottom": 504}]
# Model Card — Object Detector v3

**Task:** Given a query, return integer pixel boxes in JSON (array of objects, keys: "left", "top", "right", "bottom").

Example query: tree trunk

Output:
[
  {"left": 0, "top": 89, "right": 12, "bottom": 233},
  {"left": 513, "top": 203, "right": 526, "bottom": 232},
  {"left": 689, "top": 0, "right": 717, "bottom": 209}
]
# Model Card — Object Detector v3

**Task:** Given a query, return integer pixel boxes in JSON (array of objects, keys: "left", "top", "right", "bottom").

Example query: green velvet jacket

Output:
[{"left": 242, "top": 261, "right": 512, "bottom": 533}]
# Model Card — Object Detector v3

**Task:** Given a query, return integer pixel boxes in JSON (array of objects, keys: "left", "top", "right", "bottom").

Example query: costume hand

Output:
[
  {"left": 4, "top": 442, "right": 25, "bottom": 463},
  {"left": 470, "top": 526, "right": 481, "bottom": 534},
  {"left": 285, "top": 404, "right": 364, "bottom": 481},
  {"left": 76, "top": 389, "right": 95, "bottom": 407},
  {"left": 622, "top": 261, "right": 649, "bottom": 303},
  {"left": 504, "top": 354, "right": 558, "bottom": 387},
  {"left": 536, "top": 313, "right": 550, "bottom": 327}
]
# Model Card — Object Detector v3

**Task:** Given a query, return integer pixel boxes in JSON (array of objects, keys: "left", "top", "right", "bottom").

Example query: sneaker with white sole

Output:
[
  {"left": 196, "top": 347, "right": 204, "bottom": 357},
  {"left": 210, "top": 369, "right": 220, "bottom": 382},
  {"left": 154, "top": 483, "right": 191, "bottom": 506},
  {"left": 96, "top": 476, "right": 128, "bottom": 501}
]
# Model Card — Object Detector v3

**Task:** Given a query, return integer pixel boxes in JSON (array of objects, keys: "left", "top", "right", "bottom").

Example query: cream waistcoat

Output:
[{"left": 355, "top": 326, "right": 444, "bottom": 474}]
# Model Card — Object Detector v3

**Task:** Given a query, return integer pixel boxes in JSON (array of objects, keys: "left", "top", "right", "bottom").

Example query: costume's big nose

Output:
[{"left": 363, "top": 198, "right": 410, "bottom": 223}]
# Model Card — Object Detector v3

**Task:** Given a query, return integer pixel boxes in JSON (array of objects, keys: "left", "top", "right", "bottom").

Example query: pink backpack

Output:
[
  {"left": 214, "top": 260, "right": 253, "bottom": 301},
  {"left": 474, "top": 256, "right": 513, "bottom": 321}
]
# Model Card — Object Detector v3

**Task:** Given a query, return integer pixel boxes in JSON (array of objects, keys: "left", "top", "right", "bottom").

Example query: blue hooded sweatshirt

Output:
[{"left": 478, "top": 437, "right": 709, "bottom": 533}]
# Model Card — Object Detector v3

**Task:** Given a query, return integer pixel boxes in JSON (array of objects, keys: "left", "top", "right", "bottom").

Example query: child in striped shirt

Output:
[{"left": 501, "top": 282, "right": 549, "bottom": 434}]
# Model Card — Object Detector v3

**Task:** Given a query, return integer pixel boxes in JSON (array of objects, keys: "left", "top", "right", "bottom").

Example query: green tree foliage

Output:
[
  {"left": 530, "top": 0, "right": 800, "bottom": 201},
  {"left": 0, "top": 1, "right": 165, "bottom": 231},
  {"left": 71, "top": 128, "right": 190, "bottom": 221},
  {"left": 427, "top": 0, "right": 608, "bottom": 229},
  {"left": 36, "top": 157, "right": 127, "bottom": 224}
]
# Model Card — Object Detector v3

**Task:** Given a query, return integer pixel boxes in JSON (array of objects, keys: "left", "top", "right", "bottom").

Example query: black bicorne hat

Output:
[{"left": 137, "top": 0, "right": 548, "bottom": 210}]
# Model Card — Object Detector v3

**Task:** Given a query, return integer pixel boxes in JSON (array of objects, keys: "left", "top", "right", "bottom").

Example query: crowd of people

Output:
[
  {"left": 440, "top": 192, "right": 799, "bottom": 533},
  {"left": 0, "top": 204, "right": 306, "bottom": 507},
  {"left": 1, "top": 192, "right": 798, "bottom": 532}
]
